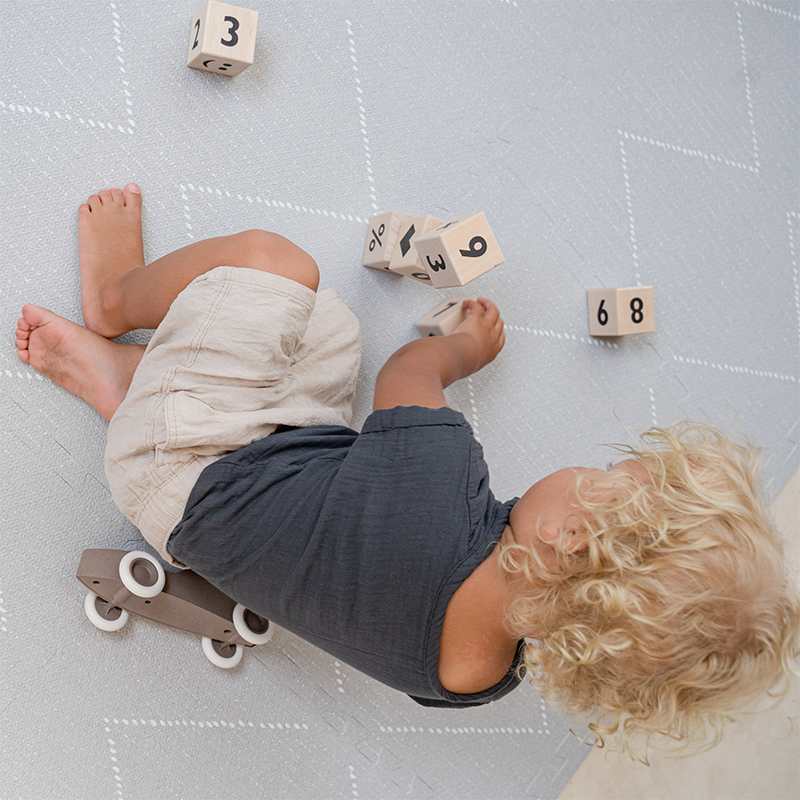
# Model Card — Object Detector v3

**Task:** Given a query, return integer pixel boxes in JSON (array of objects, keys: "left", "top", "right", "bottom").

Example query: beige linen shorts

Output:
[{"left": 105, "top": 266, "right": 362, "bottom": 566}]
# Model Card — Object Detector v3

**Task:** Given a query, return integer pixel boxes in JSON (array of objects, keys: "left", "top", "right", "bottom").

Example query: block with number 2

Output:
[
  {"left": 187, "top": 1, "right": 259, "bottom": 77},
  {"left": 587, "top": 286, "right": 655, "bottom": 336}
]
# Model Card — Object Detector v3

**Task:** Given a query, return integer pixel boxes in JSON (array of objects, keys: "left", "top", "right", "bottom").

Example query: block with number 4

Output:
[
  {"left": 362, "top": 211, "right": 413, "bottom": 270},
  {"left": 388, "top": 215, "right": 443, "bottom": 283},
  {"left": 415, "top": 298, "right": 475, "bottom": 337},
  {"left": 187, "top": 1, "right": 259, "bottom": 76},
  {"left": 587, "top": 286, "right": 655, "bottom": 336},
  {"left": 413, "top": 212, "right": 504, "bottom": 288}
]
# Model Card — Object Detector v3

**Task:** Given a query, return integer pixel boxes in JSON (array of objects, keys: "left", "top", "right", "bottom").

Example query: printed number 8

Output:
[{"left": 630, "top": 297, "right": 643, "bottom": 324}]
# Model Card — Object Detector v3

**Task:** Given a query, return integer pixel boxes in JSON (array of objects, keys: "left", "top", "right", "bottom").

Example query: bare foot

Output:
[
  {"left": 15, "top": 304, "right": 145, "bottom": 421},
  {"left": 79, "top": 183, "right": 145, "bottom": 338}
]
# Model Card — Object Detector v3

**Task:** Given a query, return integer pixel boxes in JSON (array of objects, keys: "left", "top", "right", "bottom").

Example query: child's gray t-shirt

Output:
[{"left": 168, "top": 405, "right": 523, "bottom": 707}]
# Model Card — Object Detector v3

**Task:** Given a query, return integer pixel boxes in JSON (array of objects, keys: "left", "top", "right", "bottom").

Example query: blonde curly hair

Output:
[{"left": 498, "top": 421, "right": 800, "bottom": 761}]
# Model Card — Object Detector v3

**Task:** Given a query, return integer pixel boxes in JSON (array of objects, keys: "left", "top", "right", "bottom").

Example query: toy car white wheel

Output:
[
  {"left": 202, "top": 636, "right": 244, "bottom": 668},
  {"left": 84, "top": 591, "right": 129, "bottom": 632},
  {"left": 232, "top": 603, "right": 274, "bottom": 646},
  {"left": 119, "top": 551, "right": 166, "bottom": 598}
]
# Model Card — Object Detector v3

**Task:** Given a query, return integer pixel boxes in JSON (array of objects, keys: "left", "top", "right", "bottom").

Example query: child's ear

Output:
[{"left": 565, "top": 528, "right": 590, "bottom": 553}]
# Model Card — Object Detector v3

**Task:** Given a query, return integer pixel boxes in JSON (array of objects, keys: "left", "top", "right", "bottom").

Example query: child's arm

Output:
[{"left": 373, "top": 298, "right": 505, "bottom": 410}]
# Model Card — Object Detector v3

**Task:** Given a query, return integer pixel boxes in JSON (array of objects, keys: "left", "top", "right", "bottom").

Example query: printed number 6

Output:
[
  {"left": 221, "top": 16, "right": 240, "bottom": 47},
  {"left": 597, "top": 299, "right": 608, "bottom": 326}
]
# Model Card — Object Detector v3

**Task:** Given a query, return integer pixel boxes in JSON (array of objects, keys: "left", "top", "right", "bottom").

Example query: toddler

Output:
[{"left": 15, "top": 184, "right": 800, "bottom": 758}]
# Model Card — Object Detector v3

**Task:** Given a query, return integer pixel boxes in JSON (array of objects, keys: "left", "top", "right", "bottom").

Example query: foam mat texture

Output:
[{"left": 1, "top": 2, "right": 798, "bottom": 798}]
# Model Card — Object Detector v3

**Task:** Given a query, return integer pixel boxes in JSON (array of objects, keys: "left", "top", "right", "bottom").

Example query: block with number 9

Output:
[
  {"left": 587, "top": 286, "right": 655, "bottom": 336},
  {"left": 413, "top": 212, "right": 504, "bottom": 288},
  {"left": 187, "top": 1, "right": 259, "bottom": 77}
]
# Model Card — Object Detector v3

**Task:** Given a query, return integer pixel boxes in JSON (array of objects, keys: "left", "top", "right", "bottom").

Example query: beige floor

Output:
[{"left": 559, "top": 466, "right": 800, "bottom": 800}]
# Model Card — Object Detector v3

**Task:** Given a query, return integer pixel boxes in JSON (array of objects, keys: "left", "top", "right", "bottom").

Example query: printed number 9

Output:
[
  {"left": 597, "top": 299, "right": 608, "bottom": 326},
  {"left": 221, "top": 16, "right": 239, "bottom": 47},
  {"left": 459, "top": 236, "right": 487, "bottom": 259}
]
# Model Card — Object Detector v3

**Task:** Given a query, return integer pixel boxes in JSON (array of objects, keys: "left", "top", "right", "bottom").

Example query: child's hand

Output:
[{"left": 452, "top": 298, "right": 505, "bottom": 375}]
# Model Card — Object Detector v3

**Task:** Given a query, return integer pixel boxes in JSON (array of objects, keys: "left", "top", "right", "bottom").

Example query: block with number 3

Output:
[
  {"left": 415, "top": 298, "right": 475, "bottom": 337},
  {"left": 587, "top": 286, "right": 655, "bottom": 336},
  {"left": 413, "top": 212, "right": 504, "bottom": 288},
  {"left": 187, "top": 1, "right": 259, "bottom": 77}
]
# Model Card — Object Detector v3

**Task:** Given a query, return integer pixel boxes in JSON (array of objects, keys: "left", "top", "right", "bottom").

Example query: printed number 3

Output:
[{"left": 221, "top": 16, "right": 239, "bottom": 47}]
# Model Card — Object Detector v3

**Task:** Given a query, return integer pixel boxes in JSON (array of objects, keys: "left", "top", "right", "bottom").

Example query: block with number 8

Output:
[
  {"left": 187, "top": 1, "right": 259, "bottom": 77},
  {"left": 413, "top": 212, "right": 504, "bottom": 288},
  {"left": 587, "top": 286, "right": 655, "bottom": 336}
]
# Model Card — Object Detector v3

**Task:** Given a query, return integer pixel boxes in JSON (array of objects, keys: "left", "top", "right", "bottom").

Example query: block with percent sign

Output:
[
  {"left": 415, "top": 298, "right": 475, "bottom": 337},
  {"left": 414, "top": 212, "right": 504, "bottom": 288},
  {"left": 587, "top": 286, "right": 655, "bottom": 336},
  {"left": 388, "top": 215, "right": 443, "bottom": 283},
  {"left": 362, "top": 211, "right": 413, "bottom": 270}
]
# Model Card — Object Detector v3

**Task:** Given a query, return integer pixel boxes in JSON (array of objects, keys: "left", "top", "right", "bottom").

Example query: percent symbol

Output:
[{"left": 368, "top": 223, "right": 385, "bottom": 252}]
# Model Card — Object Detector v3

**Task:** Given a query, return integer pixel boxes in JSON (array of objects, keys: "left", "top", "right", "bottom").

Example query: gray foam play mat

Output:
[{"left": 1, "top": 1, "right": 798, "bottom": 798}]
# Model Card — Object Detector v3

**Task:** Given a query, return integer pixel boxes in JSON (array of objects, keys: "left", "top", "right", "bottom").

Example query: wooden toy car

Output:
[{"left": 76, "top": 548, "right": 274, "bottom": 668}]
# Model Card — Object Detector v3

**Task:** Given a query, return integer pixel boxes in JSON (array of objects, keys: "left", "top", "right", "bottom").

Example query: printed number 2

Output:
[
  {"left": 221, "top": 16, "right": 239, "bottom": 47},
  {"left": 192, "top": 19, "right": 200, "bottom": 49}
]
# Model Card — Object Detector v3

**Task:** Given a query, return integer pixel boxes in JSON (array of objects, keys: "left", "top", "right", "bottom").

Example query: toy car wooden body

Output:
[{"left": 76, "top": 548, "right": 273, "bottom": 668}]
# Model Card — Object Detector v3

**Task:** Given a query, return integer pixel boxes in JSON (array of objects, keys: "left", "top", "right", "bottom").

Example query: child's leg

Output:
[
  {"left": 16, "top": 184, "right": 320, "bottom": 421},
  {"left": 80, "top": 184, "right": 319, "bottom": 339},
  {"left": 15, "top": 307, "right": 145, "bottom": 422}
]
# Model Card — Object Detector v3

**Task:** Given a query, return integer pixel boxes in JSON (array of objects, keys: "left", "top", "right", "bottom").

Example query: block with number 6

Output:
[
  {"left": 187, "top": 1, "right": 259, "bottom": 77},
  {"left": 413, "top": 212, "right": 504, "bottom": 288},
  {"left": 415, "top": 298, "right": 475, "bottom": 337},
  {"left": 587, "top": 286, "right": 655, "bottom": 336}
]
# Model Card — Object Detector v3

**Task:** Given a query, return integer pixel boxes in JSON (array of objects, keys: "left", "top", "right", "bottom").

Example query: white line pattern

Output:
[{"left": 346, "top": 20, "right": 378, "bottom": 212}]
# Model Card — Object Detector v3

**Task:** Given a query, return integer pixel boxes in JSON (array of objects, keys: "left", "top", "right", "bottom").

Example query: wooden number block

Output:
[
  {"left": 413, "top": 212, "right": 504, "bottom": 288},
  {"left": 388, "top": 215, "right": 443, "bottom": 283},
  {"left": 187, "top": 1, "right": 259, "bottom": 77},
  {"left": 587, "top": 286, "right": 655, "bottom": 336},
  {"left": 362, "top": 211, "right": 413, "bottom": 270},
  {"left": 415, "top": 298, "right": 474, "bottom": 336}
]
